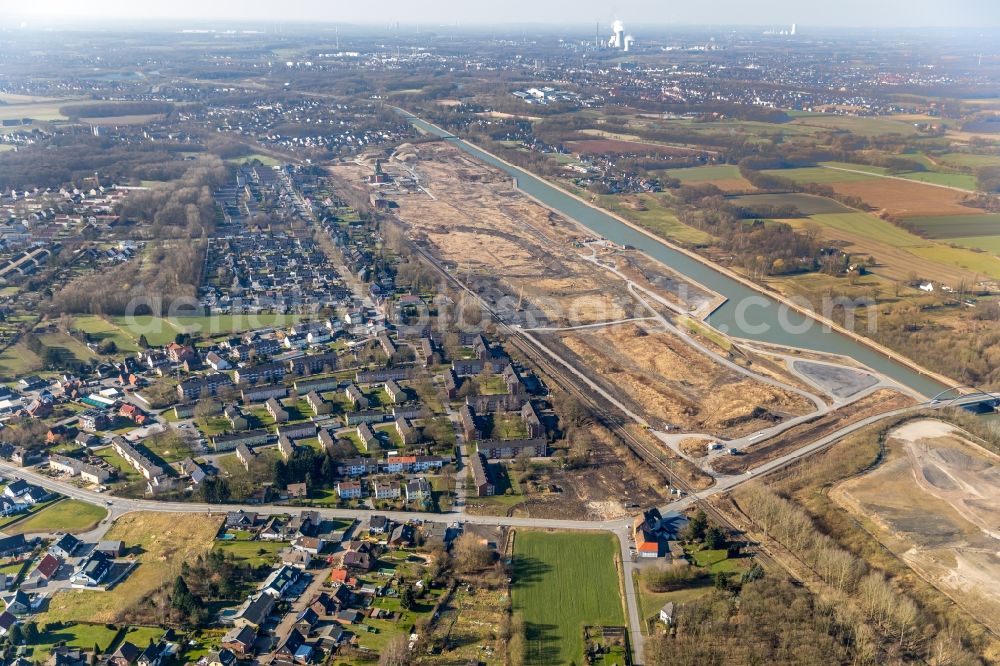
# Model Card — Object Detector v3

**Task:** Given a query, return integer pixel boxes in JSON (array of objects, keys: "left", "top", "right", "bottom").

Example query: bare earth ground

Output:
[
  {"left": 830, "top": 179, "right": 983, "bottom": 218},
  {"left": 335, "top": 145, "right": 637, "bottom": 326},
  {"left": 832, "top": 419, "right": 1000, "bottom": 632},
  {"left": 466, "top": 423, "right": 670, "bottom": 520},
  {"left": 551, "top": 322, "right": 814, "bottom": 439},
  {"left": 736, "top": 350, "right": 828, "bottom": 400},
  {"left": 712, "top": 388, "right": 916, "bottom": 475},
  {"left": 792, "top": 360, "right": 879, "bottom": 398},
  {"left": 615, "top": 250, "right": 718, "bottom": 314}
]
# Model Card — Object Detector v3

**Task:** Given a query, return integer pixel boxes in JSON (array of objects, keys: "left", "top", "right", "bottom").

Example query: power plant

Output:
[{"left": 606, "top": 19, "right": 634, "bottom": 51}]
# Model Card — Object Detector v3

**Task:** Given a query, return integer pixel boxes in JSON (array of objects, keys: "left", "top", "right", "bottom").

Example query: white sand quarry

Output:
[{"left": 834, "top": 419, "right": 1000, "bottom": 631}]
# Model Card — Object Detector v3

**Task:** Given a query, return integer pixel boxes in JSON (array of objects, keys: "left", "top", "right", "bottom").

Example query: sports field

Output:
[{"left": 512, "top": 530, "right": 624, "bottom": 665}]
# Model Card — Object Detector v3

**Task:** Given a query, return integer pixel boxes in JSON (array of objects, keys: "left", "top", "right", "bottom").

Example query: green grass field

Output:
[
  {"left": 73, "top": 315, "right": 141, "bottom": 352},
  {"left": 906, "top": 244, "right": 1000, "bottom": 278},
  {"left": 0, "top": 340, "right": 43, "bottom": 377},
  {"left": 937, "top": 152, "right": 1000, "bottom": 169},
  {"left": 227, "top": 153, "right": 283, "bottom": 167},
  {"left": 75, "top": 313, "right": 304, "bottom": 349},
  {"left": 943, "top": 235, "right": 1000, "bottom": 254},
  {"left": 6, "top": 499, "right": 107, "bottom": 534},
  {"left": 30, "top": 623, "right": 121, "bottom": 662},
  {"left": 213, "top": 538, "right": 286, "bottom": 567},
  {"left": 513, "top": 531, "right": 624, "bottom": 665},
  {"left": 597, "top": 194, "right": 714, "bottom": 245},
  {"left": 664, "top": 164, "right": 742, "bottom": 182},
  {"left": 894, "top": 170, "right": 979, "bottom": 190}
]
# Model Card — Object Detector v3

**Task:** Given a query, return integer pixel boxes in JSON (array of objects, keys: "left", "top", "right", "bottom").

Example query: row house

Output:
[
  {"left": 343, "top": 410, "right": 390, "bottom": 426},
  {"left": 383, "top": 380, "right": 406, "bottom": 404},
  {"left": 288, "top": 352, "right": 338, "bottom": 375},
  {"left": 111, "top": 437, "right": 163, "bottom": 480},
  {"left": 470, "top": 452, "right": 494, "bottom": 497},
  {"left": 356, "top": 367, "right": 411, "bottom": 383},
  {"left": 459, "top": 404, "right": 480, "bottom": 441},
  {"left": 213, "top": 429, "right": 270, "bottom": 452},
  {"left": 236, "top": 443, "right": 256, "bottom": 471},
  {"left": 395, "top": 417, "right": 418, "bottom": 446},
  {"left": 266, "top": 397, "right": 289, "bottom": 423},
  {"left": 479, "top": 437, "right": 548, "bottom": 459},
  {"left": 305, "top": 391, "right": 331, "bottom": 415},
  {"left": 372, "top": 478, "right": 402, "bottom": 500},
  {"left": 377, "top": 332, "right": 397, "bottom": 357},
  {"left": 241, "top": 383, "right": 288, "bottom": 403},
  {"left": 522, "top": 401, "right": 545, "bottom": 438},
  {"left": 235, "top": 361, "right": 286, "bottom": 385},
  {"left": 277, "top": 422, "right": 316, "bottom": 440},
  {"left": 357, "top": 423, "right": 379, "bottom": 451},
  {"left": 177, "top": 373, "right": 233, "bottom": 400},
  {"left": 344, "top": 384, "right": 368, "bottom": 409},
  {"left": 225, "top": 404, "right": 249, "bottom": 430},
  {"left": 294, "top": 376, "right": 340, "bottom": 393}
]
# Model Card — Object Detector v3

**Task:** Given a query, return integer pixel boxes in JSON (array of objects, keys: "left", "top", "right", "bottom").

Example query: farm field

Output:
[
  {"left": 73, "top": 315, "right": 141, "bottom": 352},
  {"left": 904, "top": 214, "right": 1000, "bottom": 240},
  {"left": 5, "top": 499, "right": 107, "bottom": 534},
  {"left": 512, "top": 530, "right": 624, "bottom": 666},
  {"left": 782, "top": 212, "right": 1000, "bottom": 283},
  {"left": 566, "top": 138, "right": 694, "bottom": 157},
  {"left": 81, "top": 113, "right": 166, "bottom": 126},
  {"left": 761, "top": 166, "right": 877, "bottom": 184},
  {"left": 0, "top": 100, "right": 69, "bottom": 121},
  {"left": 661, "top": 164, "right": 754, "bottom": 191},
  {"left": 789, "top": 114, "right": 921, "bottom": 136},
  {"left": 893, "top": 170, "right": 979, "bottom": 190},
  {"left": 769, "top": 161, "right": 979, "bottom": 192},
  {"left": 39, "top": 512, "right": 222, "bottom": 623},
  {"left": 726, "top": 192, "right": 852, "bottom": 215},
  {"left": 831, "top": 419, "right": 1000, "bottom": 632},
  {"left": 821, "top": 177, "right": 983, "bottom": 218}
]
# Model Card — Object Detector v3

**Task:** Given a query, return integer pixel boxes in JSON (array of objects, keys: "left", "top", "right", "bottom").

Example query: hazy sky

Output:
[{"left": 10, "top": 0, "right": 1000, "bottom": 28}]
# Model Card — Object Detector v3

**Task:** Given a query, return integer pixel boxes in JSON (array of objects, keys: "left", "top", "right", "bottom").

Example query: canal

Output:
[{"left": 401, "top": 112, "right": 951, "bottom": 398}]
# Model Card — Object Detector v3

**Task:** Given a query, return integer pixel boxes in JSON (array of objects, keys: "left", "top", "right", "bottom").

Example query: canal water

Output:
[{"left": 402, "top": 113, "right": 950, "bottom": 398}]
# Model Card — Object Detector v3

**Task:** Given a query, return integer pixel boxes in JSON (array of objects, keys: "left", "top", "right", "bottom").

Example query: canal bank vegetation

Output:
[{"left": 712, "top": 416, "right": 1000, "bottom": 664}]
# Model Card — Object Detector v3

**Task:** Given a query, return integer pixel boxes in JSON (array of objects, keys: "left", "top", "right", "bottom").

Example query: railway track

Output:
[{"left": 400, "top": 224, "right": 783, "bottom": 570}]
